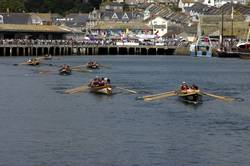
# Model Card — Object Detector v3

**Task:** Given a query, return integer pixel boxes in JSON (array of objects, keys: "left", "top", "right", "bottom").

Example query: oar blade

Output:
[
  {"left": 202, "top": 92, "right": 234, "bottom": 102},
  {"left": 13, "top": 62, "right": 27, "bottom": 66},
  {"left": 99, "top": 64, "right": 111, "bottom": 69},
  {"left": 116, "top": 86, "right": 137, "bottom": 94}
]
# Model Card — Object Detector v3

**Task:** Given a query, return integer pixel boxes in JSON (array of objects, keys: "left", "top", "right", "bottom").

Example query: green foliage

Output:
[
  {"left": 0, "top": 0, "right": 25, "bottom": 12},
  {"left": 0, "top": 0, "right": 101, "bottom": 14}
]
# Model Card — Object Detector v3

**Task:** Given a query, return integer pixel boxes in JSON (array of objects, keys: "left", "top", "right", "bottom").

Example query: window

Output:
[
  {"left": 112, "top": 13, "right": 118, "bottom": 20},
  {"left": 122, "top": 13, "right": 129, "bottom": 20}
]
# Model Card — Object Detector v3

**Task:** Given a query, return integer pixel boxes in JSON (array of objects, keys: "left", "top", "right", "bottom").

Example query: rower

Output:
[
  {"left": 191, "top": 84, "right": 199, "bottom": 90},
  {"left": 191, "top": 84, "right": 200, "bottom": 93},
  {"left": 180, "top": 82, "right": 189, "bottom": 90}
]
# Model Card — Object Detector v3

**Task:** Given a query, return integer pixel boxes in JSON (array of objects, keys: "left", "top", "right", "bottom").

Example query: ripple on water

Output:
[{"left": 0, "top": 56, "right": 250, "bottom": 166}]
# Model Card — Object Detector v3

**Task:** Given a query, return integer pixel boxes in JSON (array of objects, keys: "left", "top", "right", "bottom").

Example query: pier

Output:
[{"left": 0, "top": 40, "right": 178, "bottom": 56}]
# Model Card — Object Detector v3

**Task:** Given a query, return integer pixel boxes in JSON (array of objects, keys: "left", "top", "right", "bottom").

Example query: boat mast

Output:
[
  {"left": 247, "top": 27, "right": 250, "bottom": 42},
  {"left": 221, "top": 8, "right": 224, "bottom": 50},
  {"left": 231, "top": 0, "right": 234, "bottom": 50}
]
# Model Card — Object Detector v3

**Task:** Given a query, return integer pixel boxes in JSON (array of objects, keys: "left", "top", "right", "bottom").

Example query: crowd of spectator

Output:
[{"left": 0, "top": 37, "right": 185, "bottom": 47}]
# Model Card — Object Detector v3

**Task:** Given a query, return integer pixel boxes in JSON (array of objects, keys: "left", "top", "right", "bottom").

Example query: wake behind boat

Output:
[{"left": 88, "top": 77, "right": 112, "bottom": 95}]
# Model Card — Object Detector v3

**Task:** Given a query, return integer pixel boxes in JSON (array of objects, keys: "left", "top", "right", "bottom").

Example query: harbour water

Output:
[{"left": 0, "top": 56, "right": 250, "bottom": 166}]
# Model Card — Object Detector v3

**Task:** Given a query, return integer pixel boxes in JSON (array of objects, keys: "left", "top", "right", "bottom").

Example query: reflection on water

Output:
[{"left": 0, "top": 56, "right": 250, "bottom": 166}]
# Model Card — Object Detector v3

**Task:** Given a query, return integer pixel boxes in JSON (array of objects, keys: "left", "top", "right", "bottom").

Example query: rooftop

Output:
[{"left": 0, "top": 24, "right": 69, "bottom": 33}]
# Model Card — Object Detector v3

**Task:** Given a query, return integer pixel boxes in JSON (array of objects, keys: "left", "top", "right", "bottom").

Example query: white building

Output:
[{"left": 147, "top": 16, "right": 168, "bottom": 37}]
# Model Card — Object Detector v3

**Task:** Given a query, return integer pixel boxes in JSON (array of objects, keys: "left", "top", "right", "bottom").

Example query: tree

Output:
[
  {"left": 23, "top": 0, "right": 102, "bottom": 14},
  {"left": 0, "top": 0, "right": 25, "bottom": 12}
]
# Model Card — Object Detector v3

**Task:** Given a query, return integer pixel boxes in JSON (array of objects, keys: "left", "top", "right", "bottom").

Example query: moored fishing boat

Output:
[
  {"left": 215, "top": 48, "right": 240, "bottom": 58},
  {"left": 88, "top": 77, "right": 112, "bottom": 95},
  {"left": 59, "top": 64, "right": 72, "bottom": 75},
  {"left": 189, "top": 36, "right": 212, "bottom": 57},
  {"left": 236, "top": 42, "right": 250, "bottom": 59}
]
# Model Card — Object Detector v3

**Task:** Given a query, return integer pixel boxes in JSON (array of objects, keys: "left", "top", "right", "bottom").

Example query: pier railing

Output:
[{"left": 0, "top": 39, "right": 182, "bottom": 56}]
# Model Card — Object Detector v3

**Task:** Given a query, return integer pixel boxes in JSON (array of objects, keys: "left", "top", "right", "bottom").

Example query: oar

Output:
[
  {"left": 144, "top": 92, "right": 177, "bottom": 101},
  {"left": 13, "top": 62, "right": 28, "bottom": 66},
  {"left": 37, "top": 69, "right": 51, "bottom": 74},
  {"left": 71, "top": 64, "right": 87, "bottom": 69},
  {"left": 137, "top": 91, "right": 176, "bottom": 100},
  {"left": 36, "top": 57, "right": 45, "bottom": 60},
  {"left": 201, "top": 92, "right": 234, "bottom": 102},
  {"left": 64, "top": 85, "right": 89, "bottom": 94},
  {"left": 116, "top": 86, "right": 137, "bottom": 94},
  {"left": 99, "top": 64, "right": 111, "bottom": 69},
  {"left": 71, "top": 68, "right": 92, "bottom": 73}
]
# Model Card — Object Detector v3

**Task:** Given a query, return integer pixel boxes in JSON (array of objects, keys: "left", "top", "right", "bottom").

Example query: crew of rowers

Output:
[
  {"left": 89, "top": 76, "right": 111, "bottom": 87},
  {"left": 27, "top": 58, "right": 38, "bottom": 62},
  {"left": 60, "top": 64, "right": 72, "bottom": 72},
  {"left": 87, "top": 61, "right": 99, "bottom": 69},
  {"left": 27, "top": 58, "right": 40, "bottom": 65},
  {"left": 180, "top": 82, "right": 199, "bottom": 93}
]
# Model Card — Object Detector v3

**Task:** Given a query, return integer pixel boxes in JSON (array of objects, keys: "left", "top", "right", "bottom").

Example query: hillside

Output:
[{"left": 0, "top": 0, "right": 102, "bottom": 14}]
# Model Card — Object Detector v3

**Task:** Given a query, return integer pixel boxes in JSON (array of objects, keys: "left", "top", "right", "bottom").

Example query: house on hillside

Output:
[
  {"left": 125, "top": 0, "right": 147, "bottom": 4},
  {"left": 92, "top": 21, "right": 152, "bottom": 38},
  {"left": 146, "top": 16, "right": 168, "bottom": 36},
  {"left": 64, "top": 13, "right": 89, "bottom": 28},
  {"left": 0, "top": 24, "right": 69, "bottom": 39},
  {"left": 30, "top": 13, "right": 53, "bottom": 25},
  {"left": 101, "top": 11, "right": 143, "bottom": 21},
  {"left": 100, "top": 2, "right": 124, "bottom": 12}
]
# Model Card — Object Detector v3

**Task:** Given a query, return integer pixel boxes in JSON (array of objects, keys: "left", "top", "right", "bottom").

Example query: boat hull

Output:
[
  {"left": 216, "top": 49, "right": 240, "bottom": 58},
  {"left": 177, "top": 91, "right": 202, "bottom": 104},
  {"left": 87, "top": 64, "right": 99, "bottom": 69},
  {"left": 27, "top": 61, "right": 40, "bottom": 66},
  {"left": 189, "top": 36, "right": 212, "bottom": 57},
  {"left": 44, "top": 56, "right": 52, "bottom": 60},
  {"left": 238, "top": 50, "right": 250, "bottom": 59},
  {"left": 237, "top": 42, "right": 250, "bottom": 59},
  {"left": 89, "top": 85, "right": 112, "bottom": 95}
]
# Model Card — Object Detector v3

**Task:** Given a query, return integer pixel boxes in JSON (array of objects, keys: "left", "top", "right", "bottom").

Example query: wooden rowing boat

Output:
[
  {"left": 177, "top": 90, "right": 202, "bottom": 104},
  {"left": 88, "top": 84, "right": 112, "bottom": 95},
  {"left": 87, "top": 63, "right": 99, "bottom": 69},
  {"left": 59, "top": 67, "right": 72, "bottom": 75},
  {"left": 26, "top": 58, "right": 40, "bottom": 66},
  {"left": 44, "top": 54, "right": 52, "bottom": 60},
  {"left": 86, "top": 61, "right": 100, "bottom": 69}
]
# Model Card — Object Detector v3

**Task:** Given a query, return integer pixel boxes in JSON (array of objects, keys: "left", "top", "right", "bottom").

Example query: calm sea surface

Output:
[{"left": 0, "top": 56, "right": 250, "bottom": 166}]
